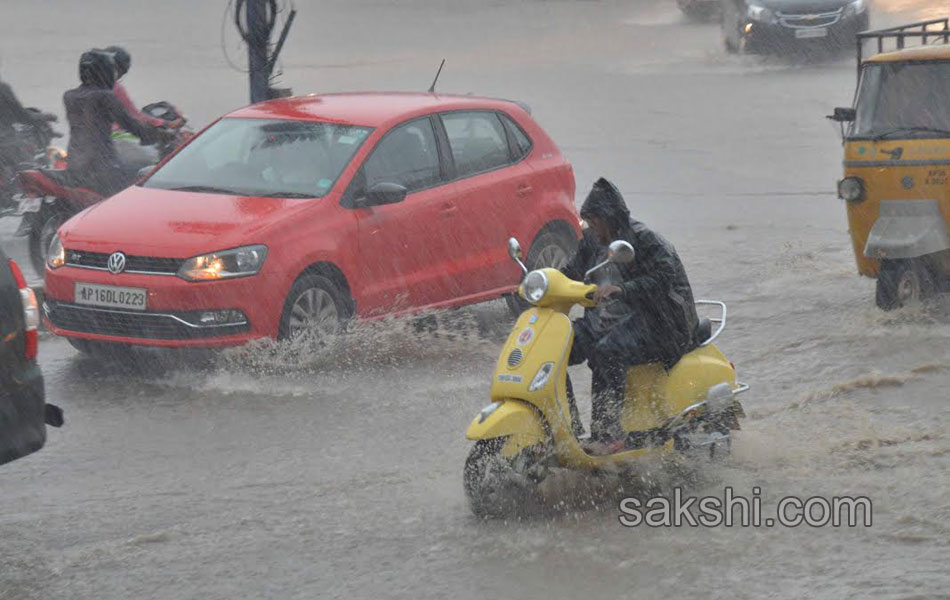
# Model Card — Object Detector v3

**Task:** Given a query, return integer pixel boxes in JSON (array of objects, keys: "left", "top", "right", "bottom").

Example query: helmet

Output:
[
  {"left": 103, "top": 45, "right": 130, "bottom": 78},
  {"left": 79, "top": 49, "right": 115, "bottom": 89}
]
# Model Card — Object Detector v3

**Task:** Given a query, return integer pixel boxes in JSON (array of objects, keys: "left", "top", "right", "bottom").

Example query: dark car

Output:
[
  {"left": 0, "top": 247, "right": 61, "bottom": 466},
  {"left": 721, "top": 0, "right": 870, "bottom": 53}
]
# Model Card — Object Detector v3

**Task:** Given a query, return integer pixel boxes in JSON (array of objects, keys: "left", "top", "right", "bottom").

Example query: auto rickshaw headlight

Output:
[
  {"left": 838, "top": 177, "right": 865, "bottom": 202},
  {"left": 521, "top": 270, "right": 549, "bottom": 304}
]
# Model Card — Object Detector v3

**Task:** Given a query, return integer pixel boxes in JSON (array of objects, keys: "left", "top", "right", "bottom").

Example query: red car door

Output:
[
  {"left": 348, "top": 117, "right": 462, "bottom": 315},
  {"left": 438, "top": 110, "right": 533, "bottom": 298}
]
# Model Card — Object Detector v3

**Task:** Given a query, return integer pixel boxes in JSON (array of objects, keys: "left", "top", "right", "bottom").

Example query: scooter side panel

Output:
[{"left": 620, "top": 344, "right": 736, "bottom": 433}]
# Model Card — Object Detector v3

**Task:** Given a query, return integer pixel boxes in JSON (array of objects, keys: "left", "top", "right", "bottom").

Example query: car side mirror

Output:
[
  {"left": 359, "top": 182, "right": 407, "bottom": 207},
  {"left": 828, "top": 107, "right": 856, "bottom": 123}
]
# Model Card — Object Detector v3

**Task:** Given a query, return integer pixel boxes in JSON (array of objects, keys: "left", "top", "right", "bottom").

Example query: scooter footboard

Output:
[{"left": 466, "top": 400, "right": 547, "bottom": 457}]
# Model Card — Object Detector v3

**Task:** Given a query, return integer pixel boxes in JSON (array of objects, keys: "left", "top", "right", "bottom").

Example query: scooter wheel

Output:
[
  {"left": 29, "top": 207, "right": 69, "bottom": 277},
  {"left": 464, "top": 438, "right": 542, "bottom": 519}
]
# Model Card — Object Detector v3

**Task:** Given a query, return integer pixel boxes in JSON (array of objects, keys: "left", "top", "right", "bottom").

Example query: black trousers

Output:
[{"left": 569, "top": 315, "right": 661, "bottom": 441}]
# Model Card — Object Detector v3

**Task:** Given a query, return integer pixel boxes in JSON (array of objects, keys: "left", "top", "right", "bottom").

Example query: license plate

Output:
[
  {"left": 795, "top": 27, "right": 827, "bottom": 38},
  {"left": 15, "top": 195, "right": 43, "bottom": 214},
  {"left": 74, "top": 283, "right": 147, "bottom": 311}
]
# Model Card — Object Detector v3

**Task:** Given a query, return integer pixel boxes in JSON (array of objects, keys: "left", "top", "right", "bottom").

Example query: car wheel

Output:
[
  {"left": 875, "top": 258, "right": 935, "bottom": 311},
  {"left": 278, "top": 273, "right": 351, "bottom": 344},
  {"left": 505, "top": 229, "right": 578, "bottom": 317},
  {"left": 29, "top": 206, "right": 69, "bottom": 277}
]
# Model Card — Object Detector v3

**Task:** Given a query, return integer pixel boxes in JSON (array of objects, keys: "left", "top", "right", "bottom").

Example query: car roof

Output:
[
  {"left": 867, "top": 45, "right": 950, "bottom": 63},
  {"left": 225, "top": 92, "right": 531, "bottom": 128}
]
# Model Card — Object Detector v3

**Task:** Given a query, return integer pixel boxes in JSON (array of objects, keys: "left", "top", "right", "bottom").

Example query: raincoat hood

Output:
[{"left": 580, "top": 177, "right": 630, "bottom": 233}]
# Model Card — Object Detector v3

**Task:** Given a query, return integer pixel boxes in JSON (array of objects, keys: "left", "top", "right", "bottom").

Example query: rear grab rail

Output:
[{"left": 696, "top": 299, "right": 726, "bottom": 347}]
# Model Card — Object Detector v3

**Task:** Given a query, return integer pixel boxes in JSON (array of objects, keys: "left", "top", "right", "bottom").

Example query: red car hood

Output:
[{"left": 61, "top": 186, "right": 312, "bottom": 257}]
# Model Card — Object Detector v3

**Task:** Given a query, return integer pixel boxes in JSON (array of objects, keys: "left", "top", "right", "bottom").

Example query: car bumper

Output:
[
  {"left": 43, "top": 265, "right": 282, "bottom": 348},
  {"left": 744, "top": 13, "right": 870, "bottom": 49}
]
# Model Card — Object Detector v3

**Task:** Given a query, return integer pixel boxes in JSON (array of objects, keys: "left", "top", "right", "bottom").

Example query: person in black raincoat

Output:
[
  {"left": 562, "top": 177, "right": 700, "bottom": 446},
  {"left": 0, "top": 78, "right": 56, "bottom": 207},
  {"left": 62, "top": 49, "right": 164, "bottom": 196}
]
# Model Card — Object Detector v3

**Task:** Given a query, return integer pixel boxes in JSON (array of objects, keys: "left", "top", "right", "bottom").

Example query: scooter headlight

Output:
[
  {"left": 529, "top": 362, "right": 556, "bottom": 391},
  {"left": 521, "top": 270, "right": 549, "bottom": 304},
  {"left": 838, "top": 177, "right": 865, "bottom": 202}
]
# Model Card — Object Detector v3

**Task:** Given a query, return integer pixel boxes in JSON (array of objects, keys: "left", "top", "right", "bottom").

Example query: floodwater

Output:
[{"left": 2, "top": 1, "right": 949, "bottom": 598}]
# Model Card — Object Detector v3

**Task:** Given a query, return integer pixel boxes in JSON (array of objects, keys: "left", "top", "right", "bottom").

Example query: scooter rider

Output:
[
  {"left": 62, "top": 49, "right": 165, "bottom": 196},
  {"left": 561, "top": 177, "right": 700, "bottom": 448}
]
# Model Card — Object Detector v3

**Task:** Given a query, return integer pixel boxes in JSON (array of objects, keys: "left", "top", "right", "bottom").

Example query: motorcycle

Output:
[
  {"left": 0, "top": 108, "right": 66, "bottom": 216},
  {"left": 463, "top": 237, "right": 749, "bottom": 518},
  {"left": 13, "top": 101, "right": 193, "bottom": 276}
]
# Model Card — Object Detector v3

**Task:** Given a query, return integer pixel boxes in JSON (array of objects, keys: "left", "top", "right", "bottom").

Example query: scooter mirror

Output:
[
  {"left": 607, "top": 240, "right": 635, "bottom": 264},
  {"left": 508, "top": 238, "right": 523, "bottom": 261},
  {"left": 508, "top": 237, "right": 528, "bottom": 275}
]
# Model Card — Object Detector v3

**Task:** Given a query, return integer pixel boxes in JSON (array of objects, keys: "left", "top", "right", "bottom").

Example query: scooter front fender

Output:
[{"left": 466, "top": 399, "right": 547, "bottom": 457}]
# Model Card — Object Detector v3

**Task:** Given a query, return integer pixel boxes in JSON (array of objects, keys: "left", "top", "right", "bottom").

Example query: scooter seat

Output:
[{"left": 696, "top": 317, "right": 712, "bottom": 344}]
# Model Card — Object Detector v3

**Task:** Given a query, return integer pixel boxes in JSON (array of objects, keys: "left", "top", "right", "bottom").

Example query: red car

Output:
[{"left": 42, "top": 92, "right": 581, "bottom": 351}]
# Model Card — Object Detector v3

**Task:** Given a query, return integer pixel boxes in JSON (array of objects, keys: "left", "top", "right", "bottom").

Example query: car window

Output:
[
  {"left": 356, "top": 118, "right": 442, "bottom": 196},
  {"left": 143, "top": 118, "right": 372, "bottom": 198},
  {"left": 500, "top": 113, "right": 533, "bottom": 159},
  {"left": 441, "top": 111, "right": 512, "bottom": 178}
]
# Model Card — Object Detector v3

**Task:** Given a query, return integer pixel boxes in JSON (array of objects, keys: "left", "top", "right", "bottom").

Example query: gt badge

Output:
[{"left": 516, "top": 327, "right": 534, "bottom": 345}]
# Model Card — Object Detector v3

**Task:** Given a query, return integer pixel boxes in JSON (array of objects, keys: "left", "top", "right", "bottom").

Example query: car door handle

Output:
[
  {"left": 439, "top": 203, "right": 458, "bottom": 218},
  {"left": 516, "top": 184, "right": 532, "bottom": 198}
]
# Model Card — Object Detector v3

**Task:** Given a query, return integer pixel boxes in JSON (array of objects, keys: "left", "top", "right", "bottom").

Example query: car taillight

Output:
[{"left": 8, "top": 259, "right": 38, "bottom": 361}]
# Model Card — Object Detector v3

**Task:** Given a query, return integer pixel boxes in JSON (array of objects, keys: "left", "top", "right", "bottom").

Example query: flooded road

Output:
[{"left": 2, "top": 1, "right": 949, "bottom": 598}]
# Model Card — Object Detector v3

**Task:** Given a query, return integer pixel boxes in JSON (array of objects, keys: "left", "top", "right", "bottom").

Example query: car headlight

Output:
[
  {"left": 529, "top": 362, "right": 556, "bottom": 392},
  {"left": 47, "top": 234, "right": 65, "bottom": 269},
  {"left": 177, "top": 245, "right": 268, "bottom": 281},
  {"left": 838, "top": 177, "right": 865, "bottom": 202},
  {"left": 520, "top": 270, "right": 549, "bottom": 304},
  {"left": 747, "top": 3, "right": 774, "bottom": 22},
  {"left": 844, "top": 0, "right": 867, "bottom": 15}
]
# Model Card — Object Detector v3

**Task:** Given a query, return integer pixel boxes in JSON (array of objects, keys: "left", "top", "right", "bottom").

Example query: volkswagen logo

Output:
[{"left": 107, "top": 252, "right": 127, "bottom": 274}]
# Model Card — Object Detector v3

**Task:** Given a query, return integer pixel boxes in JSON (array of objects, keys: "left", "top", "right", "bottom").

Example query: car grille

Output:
[
  {"left": 778, "top": 9, "right": 842, "bottom": 29},
  {"left": 45, "top": 301, "right": 249, "bottom": 340},
  {"left": 65, "top": 250, "right": 184, "bottom": 275}
]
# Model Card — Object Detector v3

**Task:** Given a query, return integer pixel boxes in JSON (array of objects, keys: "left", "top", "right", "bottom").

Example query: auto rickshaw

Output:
[{"left": 829, "top": 18, "right": 950, "bottom": 310}]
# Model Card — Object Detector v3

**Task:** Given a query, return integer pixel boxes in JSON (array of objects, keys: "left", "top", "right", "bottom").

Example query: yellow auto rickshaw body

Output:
[{"left": 840, "top": 37, "right": 950, "bottom": 277}]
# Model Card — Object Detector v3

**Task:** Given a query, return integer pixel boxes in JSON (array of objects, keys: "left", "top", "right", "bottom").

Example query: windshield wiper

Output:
[
  {"left": 168, "top": 185, "right": 244, "bottom": 195},
  {"left": 872, "top": 126, "right": 950, "bottom": 140},
  {"left": 255, "top": 191, "right": 317, "bottom": 199}
]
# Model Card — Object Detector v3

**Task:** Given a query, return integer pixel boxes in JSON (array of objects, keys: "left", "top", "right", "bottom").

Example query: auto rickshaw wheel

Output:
[{"left": 875, "top": 258, "right": 935, "bottom": 311}]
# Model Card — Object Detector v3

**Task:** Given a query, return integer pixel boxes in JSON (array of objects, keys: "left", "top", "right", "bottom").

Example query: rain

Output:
[{"left": 2, "top": 0, "right": 949, "bottom": 598}]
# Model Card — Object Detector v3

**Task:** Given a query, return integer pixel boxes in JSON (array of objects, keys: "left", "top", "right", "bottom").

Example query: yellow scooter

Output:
[{"left": 463, "top": 238, "right": 748, "bottom": 517}]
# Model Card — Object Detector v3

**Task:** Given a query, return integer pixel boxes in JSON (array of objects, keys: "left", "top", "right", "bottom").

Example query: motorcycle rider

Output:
[
  {"left": 103, "top": 45, "right": 183, "bottom": 130},
  {"left": 561, "top": 177, "right": 700, "bottom": 451},
  {"left": 62, "top": 49, "right": 166, "bottom": 197},
  {"left": 0, "top": 76, "right": 57, "bottom": 207}
]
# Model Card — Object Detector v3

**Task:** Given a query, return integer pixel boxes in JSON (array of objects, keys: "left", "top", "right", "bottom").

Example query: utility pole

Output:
[
  {"left": 246, "top": 0, "right": 270, "bottom": 104},
  {"left": 240, "top": 0, "right": 296, "bottom": 104}
]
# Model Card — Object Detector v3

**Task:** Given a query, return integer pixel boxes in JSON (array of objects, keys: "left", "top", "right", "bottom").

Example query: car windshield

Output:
[
  {"left": 143, "top": 118, "right": 373, "bottom": 197},
  {"left": 852, "top": 61, "right": 950, "bottom": 138}
]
